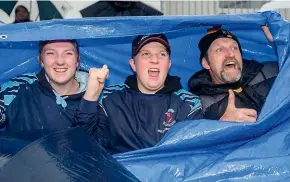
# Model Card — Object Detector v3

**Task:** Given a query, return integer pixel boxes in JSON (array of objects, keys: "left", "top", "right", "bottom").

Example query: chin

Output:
[{"left": 52, "top": 78, "right": 71, "bottom": 85}]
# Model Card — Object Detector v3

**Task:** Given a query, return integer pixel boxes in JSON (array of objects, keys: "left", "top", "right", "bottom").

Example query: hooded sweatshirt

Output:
[
  {"left": 0, "top": 69, "right": 88, "bottom": 132},
  {"left": 76, "top": 75, "right": 203, "bottom": 154},
  {"left": 188, "top": 59, "right": 278, "bottom": 120}
]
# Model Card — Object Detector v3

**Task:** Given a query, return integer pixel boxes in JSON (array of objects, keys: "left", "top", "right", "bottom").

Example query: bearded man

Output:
[{"left": 188, "top": 28, "right": 278, "bottom": 122}]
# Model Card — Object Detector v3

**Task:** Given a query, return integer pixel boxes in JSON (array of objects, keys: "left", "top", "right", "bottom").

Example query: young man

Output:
[
  {"left": 188, "top": 28, "right": 278, "bottom": 122},
  {"left": 76, "top": 34, "right": 203, "bottom": 154},
  {"left": 0, "top": 40, "right": 88, "bottom": 131}
]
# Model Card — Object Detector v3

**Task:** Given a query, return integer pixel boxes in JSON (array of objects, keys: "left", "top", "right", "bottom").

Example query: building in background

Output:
[
  {"left": 160, "top": 1, "right": 290, "bottom": 19},
  {"left": 0, "top": 1, "right": 289, "bottom": 24}
]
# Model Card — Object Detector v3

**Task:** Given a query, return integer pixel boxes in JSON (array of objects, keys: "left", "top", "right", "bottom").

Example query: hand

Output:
[
  {"left": 220, "top": 89, "right": 257, "bottom": 123},
  {"left": 84, "top": 65, "right": 109, "bottom": 101},
  {"left": 262, "top": 25, "right": 273, "bottom": 42}
]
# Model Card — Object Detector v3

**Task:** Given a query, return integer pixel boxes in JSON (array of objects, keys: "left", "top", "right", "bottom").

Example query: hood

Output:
[
  {"left": 37, "top": 69, "right": 88, "bottom": 99},
  {"left": 188, "top": 59, "right": 263, "bottom": 95},
  {"left": 125, "top": 74, "right": 182, "bottom": 94}
]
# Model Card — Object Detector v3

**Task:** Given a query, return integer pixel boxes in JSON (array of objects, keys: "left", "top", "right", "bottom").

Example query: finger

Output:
[
  {"left": 102, "top": 64, "right": 108, "bottom": 70},
  {"left": 88, "top": 68, "right": 98, "bottom": 77},
  {"left": 240, "top": 115, "right": 257, "bottom": 123},
  {"left": 227, "top": 89, "right": 236, "bottom": 108},
  {"left": 97, "top": 72, "right": 108, "bottom": 83},
  {"left": 228, "top": 114, "right": 256, "bottom": 123},
  {"left": 261, "top": 25, "right": 273, "bottom": 42},
  {"left": 105, "top": 69, "right": 109, "bottom": 79},
  {"left": 242, "top": 109, "right": 257, "bottom": 118}
]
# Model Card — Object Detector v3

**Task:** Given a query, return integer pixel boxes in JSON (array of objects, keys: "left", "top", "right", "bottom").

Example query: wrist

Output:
[{"left": 84, "top": 91, "right": 100, "bottom": 101}]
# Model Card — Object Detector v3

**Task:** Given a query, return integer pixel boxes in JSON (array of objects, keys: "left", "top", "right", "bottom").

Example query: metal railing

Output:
[{"left": 160, "top": 1, "right": 290, "bottom": 21}]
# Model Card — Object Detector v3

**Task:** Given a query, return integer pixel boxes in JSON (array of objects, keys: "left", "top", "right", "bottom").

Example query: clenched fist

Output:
[
  {"left": 220, "top": 89, "right": 257, "bottom": 123},
  {"left": 84, "top": 65, "right": 109, "bottom": 101}
]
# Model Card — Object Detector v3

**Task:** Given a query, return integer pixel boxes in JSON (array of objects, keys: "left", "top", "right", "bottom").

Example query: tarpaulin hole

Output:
[{"left": 0, "top": 35, "right": 7, "bottom": 40}]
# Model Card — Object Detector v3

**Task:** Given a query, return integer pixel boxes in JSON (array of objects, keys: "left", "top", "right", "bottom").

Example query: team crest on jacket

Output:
[{"left": 158, "top": 109, "right": 176, "bottom": 133}]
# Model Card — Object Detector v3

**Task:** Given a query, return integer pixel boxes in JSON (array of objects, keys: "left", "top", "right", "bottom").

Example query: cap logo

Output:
[
  {"left": 207, "top": 29, "right": 219, "bottom": 35},
  {"left": 222, "top": 30, "right": 233, "bottom": 38},
  {"left": 138, "top": 35, "right": 150, "bottom": 44}
]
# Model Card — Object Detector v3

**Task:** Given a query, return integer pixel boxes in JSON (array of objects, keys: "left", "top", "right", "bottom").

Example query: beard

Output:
[{"left": 220, "top": 58, "right": 242, "bottom": 83}]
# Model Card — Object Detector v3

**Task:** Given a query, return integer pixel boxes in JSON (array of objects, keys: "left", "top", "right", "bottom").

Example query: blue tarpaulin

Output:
[
  {"left": 0, "top": 128, "right": 140, "bottom": 182},
  {"left": 0, "top": 11, "right": 289, "bottom": 181}
]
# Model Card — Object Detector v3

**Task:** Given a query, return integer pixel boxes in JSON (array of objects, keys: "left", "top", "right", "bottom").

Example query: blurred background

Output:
[{"left": 0, "top": 0, "right": 289, "bottom": 24}]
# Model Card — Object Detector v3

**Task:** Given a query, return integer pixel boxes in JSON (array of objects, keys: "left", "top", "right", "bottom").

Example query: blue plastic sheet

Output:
[
  {"left": 0, "top": 128, "right": 140, "bottom": 182},
  {"left": 0, "top": 11, "right": 289, "bottom": 181}
]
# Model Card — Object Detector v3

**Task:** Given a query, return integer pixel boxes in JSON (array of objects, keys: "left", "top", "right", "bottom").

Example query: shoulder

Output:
[
  {"left": 249, "top": 61, "right": 278, "bottom": 85},
  {"left": 1, "top": 72, "right": 38, "bottom": 92},
  {"left": 261, "top": 61, "right": 279, "bottom": 77},
  {"left": 173, "top": 89, "right": 202, "bottom": 114},
  {"left": 173, "top": 89, "right": 200, "bottom": 104},
  {"left": 99, "top": 83, "right": 128, "bottom": 104}
]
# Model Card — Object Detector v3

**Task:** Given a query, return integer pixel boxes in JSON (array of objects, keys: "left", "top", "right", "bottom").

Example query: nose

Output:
[
  {"left": 225, "top": 48, "right": 235, "bottom": 57},
  {"left": 55, "top": 55, "right": 65, "bottom": 65},
  {"left": 149, "top": 54, "right": 159, "bottom": 64}
]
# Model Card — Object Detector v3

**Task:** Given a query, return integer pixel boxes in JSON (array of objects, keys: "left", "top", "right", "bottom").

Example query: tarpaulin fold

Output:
[{"left": 0, "top": 11, "right": 289, "bottom": 181}]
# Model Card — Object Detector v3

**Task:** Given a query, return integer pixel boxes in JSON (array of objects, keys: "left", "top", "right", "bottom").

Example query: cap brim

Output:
[{"left": 135, "top": 37, "right": 170, "bottom": 55}]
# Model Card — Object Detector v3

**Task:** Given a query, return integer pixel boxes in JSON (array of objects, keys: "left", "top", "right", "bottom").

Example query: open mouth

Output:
[
  {"left": 148, "top": 68, "right": 160, "bottom": 77},
  {"left": 54, "top": 68, "right": 67, "bottom": 73},
  {"left": 224, "top": 61, "right": 237, "bottom": 70}
]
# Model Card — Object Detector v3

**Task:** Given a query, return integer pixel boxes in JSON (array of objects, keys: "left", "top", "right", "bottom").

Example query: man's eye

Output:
[
  {"left": 66, "top": 52, "right": 74, "bottom": 55},
  {"left": 232, "top": 46, "right": 239, "bottom": 51},
  {"left": 216, "top": 48, "right": 223, "bottom": 52}
]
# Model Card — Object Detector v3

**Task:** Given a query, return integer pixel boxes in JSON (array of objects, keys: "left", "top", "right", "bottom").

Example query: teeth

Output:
[
  {"left": 149, "top": 68, "right": 159, "bottom": 72},
  {"left": 225, "top": 61, "right": 236, "bottom": 66},
  {"left": 54, "top": 68, "right": 67, "bottom": 72}
]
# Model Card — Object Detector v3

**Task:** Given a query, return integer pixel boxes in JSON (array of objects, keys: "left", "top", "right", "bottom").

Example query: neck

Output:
[
  {"left": 50, "top": 79, "right": 79, "bottom": 96},
  {"left": 138, "top": 84, "right": 164, "bottom": 94}
]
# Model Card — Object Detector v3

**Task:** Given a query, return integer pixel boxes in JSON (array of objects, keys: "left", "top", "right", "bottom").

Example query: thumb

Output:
[
  {"left": 227, "top": 89, "right": 236, "bottom": 108},
  {"left": 102, "top": 64, "right": 108, "bottom": 70}
]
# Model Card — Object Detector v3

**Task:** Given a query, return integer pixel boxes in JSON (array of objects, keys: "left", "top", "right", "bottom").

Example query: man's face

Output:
[
  {"left": 39, "top": 42, "right": 79, "bottom": 88},
  {"left": 202, "top": 38, "right": 243, "bottom": 84},
  {"left": 16, "top": 7, "right": 29, "bottom": 21},
  {"left": 129, "top": 42, "right": 171, "bottom": 94}
]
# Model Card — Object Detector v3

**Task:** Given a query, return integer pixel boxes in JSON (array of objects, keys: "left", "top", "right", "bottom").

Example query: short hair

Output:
[
  {"left": 38, "top": 40, "right": 79, "bottom": 55},
  {"left": 15, "top": 5, "right": 29, "bottom": 14}
]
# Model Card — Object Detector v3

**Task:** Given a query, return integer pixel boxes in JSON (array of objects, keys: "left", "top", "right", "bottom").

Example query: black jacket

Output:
[{"left": 188, "top": 59, "right": 278, "bottom": 120}]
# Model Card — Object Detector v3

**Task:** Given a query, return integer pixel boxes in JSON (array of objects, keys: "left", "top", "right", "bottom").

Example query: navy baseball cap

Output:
[
  {"left": 198, "top": 28, "right": 242, "bottom": 61},
  {"left": 132, "top": 34, "right": 171, "bottom": 58}
]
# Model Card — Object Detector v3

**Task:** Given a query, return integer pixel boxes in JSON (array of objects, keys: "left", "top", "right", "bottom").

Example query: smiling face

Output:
[
  {"left": 129, "top": 42, "right": 171, "bottom": 94},
  {"left": 38, "top": 41, "right": 79, "bottom": 89},
  {"left": 202, "top": 38, "right": 243, "bottom": 84}
]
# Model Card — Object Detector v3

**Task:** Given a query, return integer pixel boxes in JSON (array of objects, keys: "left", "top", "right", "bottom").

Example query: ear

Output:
[
  {"left": 129, "top": 59, "right": 136, "bottom": 72},
  {"left": 201, "top": 57, "right": 210, "bottom": 70},
  {"left": 38, "top": 55, "right": 44, "bottom": 67},
  {"left": 168, "top": 59, "right": 172, "bottom": 69},
  {"left": 76, "top": 56, "right": 80, "bottom": 68}
]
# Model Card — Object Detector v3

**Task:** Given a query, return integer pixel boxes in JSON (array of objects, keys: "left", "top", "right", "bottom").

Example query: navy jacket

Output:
[
  {"left": 76, "top": 75, "right": 203, "bottom": 154},
  {"left": 0, "top": 69, "right": 88, "bottom": 132}
]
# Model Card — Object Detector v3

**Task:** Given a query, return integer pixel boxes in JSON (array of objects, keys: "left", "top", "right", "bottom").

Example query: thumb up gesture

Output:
[{"left": 220, "top": 89, "right": 257, "bottom": 123}]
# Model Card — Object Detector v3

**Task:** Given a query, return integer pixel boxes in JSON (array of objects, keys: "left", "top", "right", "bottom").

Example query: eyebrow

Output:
[
  {"left": 139, "top": 49, "right": 167, "bottom": 52},
  {"left": 43, "top": 48, "right": 76, "bottom": 52}
]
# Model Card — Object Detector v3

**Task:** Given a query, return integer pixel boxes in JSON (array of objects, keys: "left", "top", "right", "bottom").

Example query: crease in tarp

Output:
[{"left": 0, "top": 11, "right": 289, "bottom": 181}]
